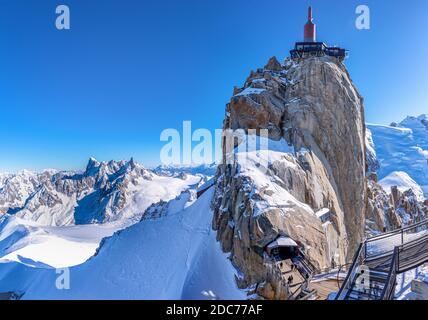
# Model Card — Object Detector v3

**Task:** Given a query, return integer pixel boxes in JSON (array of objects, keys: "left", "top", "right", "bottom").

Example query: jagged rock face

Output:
[
  {"left": 365, "top": 129, "right": 427, "bottom": 232},
  {"left": 366, "top": 177, "right": 427, "bottom": 236},
  {"left": 0, "top": 171, "right": 52, "bottom": 214},
  {"left": 225, "top": 59, "right": 290, "bottom": 141},
  {"left": 391, "top": 187, "right": 427, "bottom": 225},
  {"left": 366, "top": 179, "right": 401, "bottom": 234},
  {"left": 213, "top": 152, "right": 345, "bottom": 291},
  {"left": 212, "top": 56, "right": 367, "bottom": 297},
  {"left": 283, "top": 58, "right": 367, "bottom": 257}
]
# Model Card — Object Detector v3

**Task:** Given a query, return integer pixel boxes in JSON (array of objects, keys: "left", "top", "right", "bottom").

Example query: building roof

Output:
[{"left": 267, "top": 236, "right": 298, "bottom": 249}]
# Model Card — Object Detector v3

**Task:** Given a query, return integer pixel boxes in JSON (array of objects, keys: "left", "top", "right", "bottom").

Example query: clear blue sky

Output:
[{"left": 0, "top": 0, "right": 427, "bottom": 172}]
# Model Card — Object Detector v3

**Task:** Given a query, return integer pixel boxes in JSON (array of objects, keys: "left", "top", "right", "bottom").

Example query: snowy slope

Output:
[
  {"left": 0, "top": 215, "right": 122, "bottom": 268},
  {"left": 232, "top": 135, "right": 314, "bottom": 217},
  {"left": 0, "top": 189, "right": 246, "bottom": 300},
  {"left": 367, "top": 114, "right": 428, "bottom": 198},
  {"left": 0, "top": 159, "right": 205, "bottom": 271},
  {"left": 379, "top": 171, "right": 424, "bottom": 201}
]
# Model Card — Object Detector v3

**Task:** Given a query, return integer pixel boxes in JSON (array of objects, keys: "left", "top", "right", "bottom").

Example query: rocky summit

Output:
[{"left": 211, "top": 55, "right": 427, "bottom": 299}]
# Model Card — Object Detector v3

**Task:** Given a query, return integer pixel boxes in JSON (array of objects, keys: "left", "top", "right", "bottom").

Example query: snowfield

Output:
[
  {"left": 0, "top": 215, "right": 123, "bottom": 268},
  {"left": 101, "top": 173, "right": 202, "bottom": 222},
  {"left": 368, "top": 114, "right": 428, "bottom": 198},
  {"left": 0, "top": 189, "right": 245, "bottom": 300}
]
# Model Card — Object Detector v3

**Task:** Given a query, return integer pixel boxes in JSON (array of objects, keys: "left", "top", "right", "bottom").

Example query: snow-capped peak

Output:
[
  {"left": 378, "top": 171, "right": 425, "bottom": 201},
  {"left": 85, "top": 157, "right": 101, "bottom": 175},
  {"left": 399, "top": 114, "right": 428, "bottom": 130}
]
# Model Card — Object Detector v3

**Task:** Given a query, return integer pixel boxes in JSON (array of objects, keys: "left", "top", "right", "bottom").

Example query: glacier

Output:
[{"left": 367, "top": 114, "right": 428, "bottom": 198}]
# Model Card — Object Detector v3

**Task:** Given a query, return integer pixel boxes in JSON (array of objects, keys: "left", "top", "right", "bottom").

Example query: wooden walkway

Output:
[{"left": 310, "top": 276, "right": 344, "bottom": 300}]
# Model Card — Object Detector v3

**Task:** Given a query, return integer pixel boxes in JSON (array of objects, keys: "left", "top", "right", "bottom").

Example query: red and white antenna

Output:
[{"left": 304, "top": 6, "right": 316, "bottom": 42}]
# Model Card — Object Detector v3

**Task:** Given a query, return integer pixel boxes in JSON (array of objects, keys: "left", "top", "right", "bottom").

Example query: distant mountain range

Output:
[{"left": 0, "top": 158, "right": 207, "bottom": 226}]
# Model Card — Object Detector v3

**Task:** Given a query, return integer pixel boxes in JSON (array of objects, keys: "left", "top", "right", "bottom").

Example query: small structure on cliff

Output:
[
  {"left": 265, "top": 236, "right": 315, "bottom": 280},
  {"left": 266, "top": 236, "right": 298, "bottom": 259},
  {"left": 290, "top": 7, "right": 347, "bottom": 61},
  {"left": 263, "top": 236, "right": 318, "bottom": 299}
]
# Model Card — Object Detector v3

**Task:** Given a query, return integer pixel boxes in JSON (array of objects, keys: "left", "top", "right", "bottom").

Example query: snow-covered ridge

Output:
[
  {"left": 379, "top": 171, "right": 424, "bottom": 201},
  {"left": 400, "top": 114, "right": 428, "bottom": 130}
]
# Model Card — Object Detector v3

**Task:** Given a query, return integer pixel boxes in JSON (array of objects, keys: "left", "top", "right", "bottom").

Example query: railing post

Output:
[
  {"left": 396, "top": 248, "right": 400, "bottom": 272},
  {"left": 401, "top": 229, "right": 404, "bottom": 245}
]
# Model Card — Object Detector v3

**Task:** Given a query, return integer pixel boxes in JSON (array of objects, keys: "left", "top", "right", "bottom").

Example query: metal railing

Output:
[
  {"left": 335, "top": 243, "right": 365, "bottom": 300},
  {"left": 287, "top": 282, "right": 305, "bottom": 301},
  {"left": 379, "top": 233, "right": 428, "bottom": 300},
  {"left": 397, "top": 233, "right": 428, "bottom": 273},
  {"left": 336, "top": 218, "right": 428, "bottom": 300},
  {"left": 366, "top": 219, "right": 428, "bottom": 247},
  {"left": 380, "top": 247, "right": 399, "bottom": 300},
  {"left": 367, "top": 218, "right": 428, "bottom": 242}
]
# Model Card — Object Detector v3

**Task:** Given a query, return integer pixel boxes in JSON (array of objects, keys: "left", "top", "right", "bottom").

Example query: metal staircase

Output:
[
  {"left": 344, "top": 268, "right": 390, "bottom": 300},
  {"left": 336, "top": 219, "right": 428, "bottom": 300}
]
